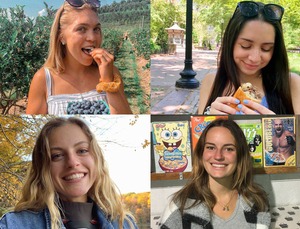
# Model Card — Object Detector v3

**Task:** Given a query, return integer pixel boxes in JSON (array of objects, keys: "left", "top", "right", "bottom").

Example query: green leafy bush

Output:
[
  {"left": 130, "top": 27, "right": 150, "bottom": 59},
  {"left": 0, "top": 5, "right": 54, "bottom": 113}
]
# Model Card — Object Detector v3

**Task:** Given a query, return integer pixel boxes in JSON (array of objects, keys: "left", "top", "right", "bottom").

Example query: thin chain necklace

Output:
[{"left": 217, "top": 190, "right": 236, "bottom": 211}]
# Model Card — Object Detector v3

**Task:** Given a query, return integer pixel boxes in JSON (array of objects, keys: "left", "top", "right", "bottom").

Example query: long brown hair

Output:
[
  {"left": 172, "top": 119, "right": 269, "bottom": 214},
  {"left": 205, "top": 1, "right": 293, "bottom": 114}
]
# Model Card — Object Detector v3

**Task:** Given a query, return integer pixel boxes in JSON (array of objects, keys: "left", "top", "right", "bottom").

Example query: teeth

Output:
[
  {"left": 64, "top": 173, "right": 84, "bottom": 181},
  {"left": 82, "top": 47, "right": 94, "bottom": 54},
  {"left": 212, "top": 164, "right": 226, "bottom": 168},
  {"left": 168, "top": 143, "right": 172, "bottom": 146},
  {"left": 173, "top": 143, "right": 176, "bottom": 146}
]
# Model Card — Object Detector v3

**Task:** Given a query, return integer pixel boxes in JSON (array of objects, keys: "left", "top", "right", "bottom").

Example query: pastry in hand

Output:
[{"left": 230, "top": 83, "right": 262, "bottom": 111}]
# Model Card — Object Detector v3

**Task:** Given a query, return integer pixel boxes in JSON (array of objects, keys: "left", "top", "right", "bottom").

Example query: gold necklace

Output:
[{"left": 217, "top": 190, "right": 236, "bottom": 211}]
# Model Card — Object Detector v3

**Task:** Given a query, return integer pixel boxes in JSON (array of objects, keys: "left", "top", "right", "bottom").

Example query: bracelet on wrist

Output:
[{"left": 96, "top": 73, "right": 121, "bottom": 93}]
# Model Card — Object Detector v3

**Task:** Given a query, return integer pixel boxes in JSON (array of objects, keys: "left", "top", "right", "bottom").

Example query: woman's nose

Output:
[
  {"left": 66, "top": 153, "right": 80, "bottom": 168},
  {"left": 86, "top": 30, "right": 97, "bottom": 42},
  {"left": 248, "top": 48, "right": 261, "bottom": 62},
  {"left": 214, "top": 149, "right": 224, "bottom": 160}
]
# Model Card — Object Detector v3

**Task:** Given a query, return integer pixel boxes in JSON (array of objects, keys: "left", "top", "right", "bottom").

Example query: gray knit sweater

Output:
[{"left": 160, "top": 195, "right": 271, "bottom": 229}]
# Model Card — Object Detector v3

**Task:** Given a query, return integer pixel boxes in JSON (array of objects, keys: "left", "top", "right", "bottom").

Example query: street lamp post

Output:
[
  {"left": 221, "top": 18, "right": 224, "bottom": 44},
  {"left": 175, "top": 0, "right": 199, "bottom": 89}
]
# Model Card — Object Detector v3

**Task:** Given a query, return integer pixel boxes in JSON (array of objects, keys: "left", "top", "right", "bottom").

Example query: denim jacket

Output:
[{"left": 0, "top": 202, "right": 137, "bottom": 229}]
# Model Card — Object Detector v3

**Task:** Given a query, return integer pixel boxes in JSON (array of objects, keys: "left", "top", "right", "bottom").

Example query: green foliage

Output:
[
  {"left": 288, "top": 52, "right": 300, "bottom": 75},
  {"left": 102, "top": 28, "right": 124, "bottom": 57},
  {"left": 99, "top": 0, "right": 150, "bottom": 26},
  {"left": 151, "top": 0, "right": 185, "bottom": 53},
  {"left": 191, "top": 0, "right": 300, "bottom": 49},
  {"left": 0, "top": 5, "right": 54, "bottom": 114},
  {"left": 115, "top": 40, "right": 150, "bottom": 114},
  {"left": 130, "top": 27, "right": 151, "bottom": 59}
]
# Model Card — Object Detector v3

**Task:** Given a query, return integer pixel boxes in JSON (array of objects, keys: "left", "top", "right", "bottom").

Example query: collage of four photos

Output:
[{"left": 0, "top": 0, "right": 300, "bottom": 228}]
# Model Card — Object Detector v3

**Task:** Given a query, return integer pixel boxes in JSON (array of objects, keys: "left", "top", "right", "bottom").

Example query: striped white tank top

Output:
[{"left": 45, "top": 68, "right": 109, "bottom": 115}]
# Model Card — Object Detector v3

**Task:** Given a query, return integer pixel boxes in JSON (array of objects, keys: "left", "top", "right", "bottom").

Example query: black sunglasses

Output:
[
  {"left": 236, "top": 1, "right": 284, "bottom": 21},
  {"left": 66, "top": 0, "right": 100, "bottom": 8}
]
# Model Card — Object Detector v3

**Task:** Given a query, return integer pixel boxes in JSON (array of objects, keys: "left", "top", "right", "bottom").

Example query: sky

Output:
[
  {"left": 77, "top": 115, "right": 150, "bottom": 194},
  {"left": 0, "top": 0, "right": 120, "bottom": 18}
]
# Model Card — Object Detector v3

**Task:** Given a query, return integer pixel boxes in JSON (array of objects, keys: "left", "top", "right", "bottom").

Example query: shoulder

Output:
[
  {"left": 202, "top": 71, "right": 217, "bottom": 88},
  {"left": 123, "top": 215, "right": 138, "bottom": 229},
  {"left": 289, "top": 72, "right": 300, "bottom": 87},
  {"left": 29, "top": 68, "right": 47, "bottom": 94},
  {"left": 160, "top": 201, "right": 182, "bottom": 229},
  {"left": 198, "top": 71, "right": 217, "bottom": 114},
  {"left": 240, "top": 195, "right": 271, "bottom": 228},
  {"left": 289, "top": 72, "right": 300, "bottom": 113},
  {"left": 160, "top": 199, "right": 210, "bottom": 229},
  {"left": 0, "top": 210, "right": 46, "bottom": 229}
]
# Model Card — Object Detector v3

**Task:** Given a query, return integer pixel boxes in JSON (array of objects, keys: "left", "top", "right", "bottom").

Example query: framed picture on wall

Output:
[
  {"left": 262, "top": 117, "right": 296, "bottom": 167},
  {"left": 152, "top": 121, "right": 192, "bottom": 173}
]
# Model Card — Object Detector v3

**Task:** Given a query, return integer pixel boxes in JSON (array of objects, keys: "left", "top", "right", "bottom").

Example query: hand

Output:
[
  {"left": 237, "top": 99, "right": 275, "bottom": 114},
  {"left": 90, "top": 48, "right": 114, "bottom": 82},
  {"left": 286, "top": 136, "right": 295, "bottom": 146},
  {"left": 209, "top": 97, "right": 241, "bottom": 114}
]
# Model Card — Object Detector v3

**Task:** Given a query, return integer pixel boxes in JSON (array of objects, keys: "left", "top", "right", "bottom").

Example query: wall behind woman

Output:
[{"left": 150, "top": 114, "right": 300, "bottom": 227}]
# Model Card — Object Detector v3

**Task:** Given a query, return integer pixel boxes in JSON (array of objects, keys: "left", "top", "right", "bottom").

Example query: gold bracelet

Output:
[{"left": 96, "top": 73, "right": 121, "bottom": 93}]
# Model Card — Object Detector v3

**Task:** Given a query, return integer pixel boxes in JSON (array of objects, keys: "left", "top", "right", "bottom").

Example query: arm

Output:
[
  {"left": 26, "top": 69, "right": 48, "bottom": 114},
  {"left": 290, "top": 72, "right": 300, "bottom": 114},
  {"left": 198, "top": 72, "right": 215, "bottom": 114},
  {"left": 106, "top": 66, "right": 132, "bottom": 114},
  {"left": 91, "top": 49, "right": 132, "bottom": 114},
  {"left": 198, "top": 72, "right": 240, "bottom": 115}
]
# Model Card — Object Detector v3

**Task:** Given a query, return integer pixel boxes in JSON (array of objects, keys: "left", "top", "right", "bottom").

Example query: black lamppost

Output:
[{"left": 175, "top": 0, "right": 199, "bottom": 89}]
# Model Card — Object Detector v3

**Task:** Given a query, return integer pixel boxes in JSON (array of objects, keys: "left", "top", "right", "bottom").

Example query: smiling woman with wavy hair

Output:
[
  {"left": 160, "top": 119, "right": 270, "bottom": 229},
  {"left": 0, "top": 117, "right": 137, "bottom": 229}
]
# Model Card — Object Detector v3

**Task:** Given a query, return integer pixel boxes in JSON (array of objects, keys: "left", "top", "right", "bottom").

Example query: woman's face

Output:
[
  {"left": 233, "top": 20, "right": 275, "bottom": 78},
  {"left": 202, "top": 127, "right": 237, "bottom": 182},
  {"left": 60, "top": 8, "right": 101, "bottom": 66},
  {"left": 49, "top": 124, "right": 96, "bottom": 202}
]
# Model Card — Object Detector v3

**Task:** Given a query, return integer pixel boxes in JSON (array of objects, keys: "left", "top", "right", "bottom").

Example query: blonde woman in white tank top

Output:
[{"left": 26, "top": 1, "right": 131, "bottom": 115}]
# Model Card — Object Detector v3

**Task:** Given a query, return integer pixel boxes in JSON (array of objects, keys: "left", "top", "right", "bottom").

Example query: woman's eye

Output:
[
  {"left": 77, "top": 27, "right": 86, "bottom": 32},
  {"left": 225, "top": 148, "right": 234, "bottom": 152},
  {"left": 78, "top": 149, "right": 89, "bottom": 154},
  {"left": 206, "top": 146, "right": 214, "bottom": 150},
  {"left": 51, "top": 154, "right": 63, "bottom": 161},
  {"left": 94, "top": 27, "right": 101, "bottom": 32},
  {"left": 262, "top": 48, "right": 271, "bottom": 52},
  {"left": 241, "top": 45, "right": 250, "bottom": 49}
]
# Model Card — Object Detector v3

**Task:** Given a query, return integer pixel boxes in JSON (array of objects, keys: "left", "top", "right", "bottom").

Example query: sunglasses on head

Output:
[
  {"left": 236, "top": 1, "right": 284, "bottom": 21},
  {"left": 66, "top": 0, "right": 100, "bottom": 8}
]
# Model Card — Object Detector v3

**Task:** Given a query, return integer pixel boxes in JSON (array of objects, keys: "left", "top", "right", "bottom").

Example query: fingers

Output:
[
  {"left": 238, "top": 99, "right": 275, "bottom": 114},
  {"left": 210, "top": 97, "right": 240, "bottom": 115},
  {"left": 90, "top": 48, "right": 114, "bottom": 67},
  {"left": 90, "top": 48, "right": 114, "bottom": 82}
]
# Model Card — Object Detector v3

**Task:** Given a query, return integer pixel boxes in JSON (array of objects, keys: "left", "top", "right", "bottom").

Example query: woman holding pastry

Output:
[
  {"left": 160, "top": 119, "right": 271, "bottom": 228},
  {"left": 198, "top": 1, "right": 300, "bottom": 115},
  {"left": 26, "top": 0, "right": 131, "bottom": 115}
]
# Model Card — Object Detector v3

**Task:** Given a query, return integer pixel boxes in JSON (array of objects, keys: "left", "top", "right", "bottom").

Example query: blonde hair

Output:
[
  {"left": 15, "top": 117, "right": 135, "bottom": 229},
  {"left": 173, "top": 119, "right": 269, "bottom": 214},
  {"left": 43, "top": 2, "right": 102, "bottom": 74}
]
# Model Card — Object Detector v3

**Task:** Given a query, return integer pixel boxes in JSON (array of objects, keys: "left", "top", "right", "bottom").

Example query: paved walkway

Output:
[{"left": 151, "top": 47, "right": 218, "bottom": 114}]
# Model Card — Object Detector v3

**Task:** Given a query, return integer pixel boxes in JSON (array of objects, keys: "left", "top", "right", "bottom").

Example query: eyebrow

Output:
[
  {"left": 205, "top": 142, "right": 236, "bottom": 147},
  {"left": 50, "top": 141, "right": 89, "bottom": 151},
  {"left": 239, "top": 38, "right": 274, "bottom": 45},
  {"left": 76, "top": 23, "right": 101, "bottom": 27}
]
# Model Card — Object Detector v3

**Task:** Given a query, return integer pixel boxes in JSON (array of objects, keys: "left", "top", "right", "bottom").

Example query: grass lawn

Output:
[{"left": 288, "top": 52, "right": 300, "bottom": 75}]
